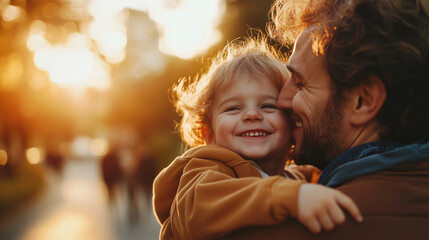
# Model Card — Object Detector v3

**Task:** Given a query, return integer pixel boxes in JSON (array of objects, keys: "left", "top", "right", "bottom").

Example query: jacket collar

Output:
[{"left": 318, "top": 141, "right": 429, "bottom": 187}]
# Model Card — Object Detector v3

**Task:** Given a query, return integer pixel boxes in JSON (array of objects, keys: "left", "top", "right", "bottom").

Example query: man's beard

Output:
[{"left": 292, "top": 98, "right": 344, "bottom": 169}]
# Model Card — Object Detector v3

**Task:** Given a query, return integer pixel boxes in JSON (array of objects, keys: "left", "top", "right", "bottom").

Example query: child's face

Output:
[{"left": 207, "top": 74, "right": 292, "bottom": 161}]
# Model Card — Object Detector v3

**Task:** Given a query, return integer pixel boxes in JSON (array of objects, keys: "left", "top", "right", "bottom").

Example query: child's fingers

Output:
[
  {"left": 304, "top": 218, "right": 322, "bottom": 234},
  {"left": 317, "top": 211, "right": 335, "bottom": 231},
  {"left": 335, "top": 192, "right": 363, "bottom": 223},
  {"left": 328, "top": 203, "right": 346, "bottom": 225}
]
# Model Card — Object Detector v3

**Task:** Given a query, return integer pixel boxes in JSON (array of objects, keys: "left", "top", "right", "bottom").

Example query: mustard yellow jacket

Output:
[{"left": 153, "top": 145, "right": 306, "bottom": 240}]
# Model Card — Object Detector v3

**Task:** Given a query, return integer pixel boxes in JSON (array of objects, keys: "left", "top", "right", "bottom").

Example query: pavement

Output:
[{"left": 0, "top": 158, "right": 161, "bottom": 240}]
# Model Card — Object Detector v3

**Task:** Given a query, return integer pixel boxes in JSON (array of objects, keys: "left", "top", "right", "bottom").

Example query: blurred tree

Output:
[{"left": 0, "top": 0, "right": 76, "bottom": 172}]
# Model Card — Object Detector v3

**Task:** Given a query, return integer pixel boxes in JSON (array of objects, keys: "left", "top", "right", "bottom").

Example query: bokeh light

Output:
[
  {"left": 26, "top": 148, "right": 42, "bottom": 165},
  {"left": 90, "top": 138, "right": 108, "bottom": 157},
  {"left": 71, "top": 137, "right": 94, "bottom": 158},
  {"left": 0, "top": 149, "right": 7, "bottom": 166},
  {"left": 2, "top": 5, "right": 23, "bottom": 22}
]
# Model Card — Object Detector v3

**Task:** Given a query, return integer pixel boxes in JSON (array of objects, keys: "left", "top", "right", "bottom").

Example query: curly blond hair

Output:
[{"left": 171, "top": 36, "right": 289, "bottom": 147}]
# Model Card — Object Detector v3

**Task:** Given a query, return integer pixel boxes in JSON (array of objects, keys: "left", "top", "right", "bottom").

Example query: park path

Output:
[{"left": 0, "top": 158, "right": 160, "bottom": 240}]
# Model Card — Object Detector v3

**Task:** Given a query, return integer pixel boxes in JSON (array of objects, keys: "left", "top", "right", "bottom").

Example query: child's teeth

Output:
[{"left": 243, "top": 132, "right": 267, "bottom": 136}]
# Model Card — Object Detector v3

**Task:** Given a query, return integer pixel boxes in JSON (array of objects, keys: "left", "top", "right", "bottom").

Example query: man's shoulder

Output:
[
  {"left": 337, "top": 160, "right": 429, "bottom": 215},
  {"left": 221, "top": 161, "right": 429, "bottom": 240}
]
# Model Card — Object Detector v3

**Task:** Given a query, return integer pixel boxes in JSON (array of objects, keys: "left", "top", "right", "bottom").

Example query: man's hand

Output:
[{"left": 297, "top": 183, "right": 363, "bottom": 234}]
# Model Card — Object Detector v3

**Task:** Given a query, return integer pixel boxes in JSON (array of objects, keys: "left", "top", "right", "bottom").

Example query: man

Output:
[{"left": 222, "top": 0, "right": 429, "bottom": 239}]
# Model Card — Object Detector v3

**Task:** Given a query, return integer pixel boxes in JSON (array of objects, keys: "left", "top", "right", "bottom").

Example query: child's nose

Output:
[{"left": 242, "top": 108, "right": 263, "bottom": 121}]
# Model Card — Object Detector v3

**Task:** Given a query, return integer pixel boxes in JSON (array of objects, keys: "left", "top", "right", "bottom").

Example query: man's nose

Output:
[
  {"left": 242, "top": 108, "right": 263, "bottom": 121},
  {"left": 277, "top": 79, "right": 297, "bottom": 110}
]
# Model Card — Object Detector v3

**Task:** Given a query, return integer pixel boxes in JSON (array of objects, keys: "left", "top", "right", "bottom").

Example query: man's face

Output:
[{"left": 277, "top": 29, "right": 345, "bottom": 169}]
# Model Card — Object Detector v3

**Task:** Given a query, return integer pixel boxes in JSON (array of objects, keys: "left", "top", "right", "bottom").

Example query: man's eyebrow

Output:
[{"left": 286, "top": 64, "right": 302, "bottom": 80}]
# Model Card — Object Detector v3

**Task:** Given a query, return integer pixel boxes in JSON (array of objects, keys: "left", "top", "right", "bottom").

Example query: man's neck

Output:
[{"left": 346, "top": 120, "right": 383, "bottom": 150}]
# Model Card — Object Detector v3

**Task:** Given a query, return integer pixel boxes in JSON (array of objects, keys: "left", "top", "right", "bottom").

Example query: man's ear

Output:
[
  {"left": 349, "top": 76, "right": 386, "bottom": 126},
  {"left": 201, "top": 125, "right": 215, "bottom": 144}
]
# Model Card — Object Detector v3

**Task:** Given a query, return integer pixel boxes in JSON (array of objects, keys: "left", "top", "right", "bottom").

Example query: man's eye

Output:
[{"left": 296, "top": 82, "right": 304, "bottom": 90}]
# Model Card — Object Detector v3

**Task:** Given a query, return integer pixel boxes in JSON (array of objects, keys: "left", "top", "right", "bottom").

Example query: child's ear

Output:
[
  {"left": 349, "top": 75, "right": 386, "bottom": 126},
  {"left": 202, "top": 125, "right": 215, "bottom": 144}
]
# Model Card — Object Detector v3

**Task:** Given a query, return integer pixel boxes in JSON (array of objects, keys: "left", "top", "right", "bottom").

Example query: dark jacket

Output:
[{"left": 221, "top": 142, "right": 429, "bottom": 240}]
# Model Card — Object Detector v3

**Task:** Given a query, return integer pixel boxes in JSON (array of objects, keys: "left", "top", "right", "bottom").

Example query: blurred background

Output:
[{"left": 0, "top": 0, "right": 280, "bottom": 239}]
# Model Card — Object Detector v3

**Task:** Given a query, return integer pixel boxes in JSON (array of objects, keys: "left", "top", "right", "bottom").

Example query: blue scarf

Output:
[{"left": 318, "top": 141, "right": 429, "bottom": 187}]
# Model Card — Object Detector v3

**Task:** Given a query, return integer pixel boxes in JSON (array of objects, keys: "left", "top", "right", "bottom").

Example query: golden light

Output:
[
  {"left": 20, "top": 208, "right": 95, "bottom": 240},
  {"left": 86, "top": 0, "right": 128, "bottom": 65},
  {"left": 47, "top": 47, "right": 94, "bottom": 86},
  {"left": 30, "top": 20, "right": 47, "bottom": 33},
  {"left": 33, "top": 47, "right": 54, "bottom": 71},
  {"left": 27, "top": 21, "right": 49, "bottom": 51},
  {"left": 101, "top": 31, "right": 127, "bottom": 64},
  {"left": 28, "top": 68, "right": 49, "bottom": 91},
  {"left": 1, "top": 52, "right": 23, "bottom": 91},
  {"left": 148, "top": 0, "right": 226, "bottom": 59},
  {"left": 2, "top": 5, "right": 23, "bottom": 22},
  {"left": 25, "top": 0, "right": 227, "bottom": 92},
  {"left": 90, "top": 138, "right": 108, "bottom": 157},
  {"left": 27, "top": 33, "right": 49, "bottom": 52},
  {"left": 86, "top": 0, "right": 226, "bottom": 61},
  {"left": 102, "top": 31, "right": 127, "bottom": 52},
  {"left": 30, "top": 32, "right": 111, "bottom": 91},
  {"left": 0, "top": 149, "right": 7, "bottom": 166},
  {"left": 26, "top": 147, "right": 42, "bottom": 165},
  {"left": 87, "top": 22, "right": 128, "bottom": 64}
]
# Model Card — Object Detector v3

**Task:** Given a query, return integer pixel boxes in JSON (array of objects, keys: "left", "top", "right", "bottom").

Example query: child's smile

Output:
[{"left": 207, "top": 73, "right": 292, "bottom": 161}]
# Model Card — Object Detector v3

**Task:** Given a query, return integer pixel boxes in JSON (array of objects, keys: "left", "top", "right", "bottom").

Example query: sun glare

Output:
[
  {"left": 148, "top": 0, "right": 226, "bottom": 59},
  {"left": 27, "top": 0, "right": 226, "bottom": 91},
  {"left": 29, "top": 29, "right": 111, "bottom": 91}
]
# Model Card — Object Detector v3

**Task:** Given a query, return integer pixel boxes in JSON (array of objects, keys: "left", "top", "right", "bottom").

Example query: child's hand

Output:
[{"left": 297, "top": 183, "right": 363, "bottom": 234}]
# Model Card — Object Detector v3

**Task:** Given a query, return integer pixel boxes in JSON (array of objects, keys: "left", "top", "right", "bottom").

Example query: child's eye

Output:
[
  {"left": 261, "top": 104, "right": 277, "bottom": 110},
  {"left": 225, "top": 106, "right": 241, "bottom": 112}
]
